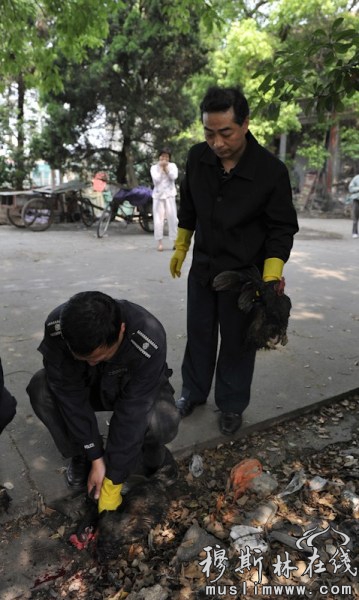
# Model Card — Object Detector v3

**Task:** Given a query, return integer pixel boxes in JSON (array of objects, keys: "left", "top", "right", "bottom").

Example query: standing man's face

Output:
[{"left": 202, "top": 107, "right": 248, "bottom": 164}]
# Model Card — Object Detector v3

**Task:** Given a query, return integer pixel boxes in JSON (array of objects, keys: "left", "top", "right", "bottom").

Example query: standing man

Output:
[
  {"left": 151, "top": 148, "right": 178, "bottom": 251},
  {"left": 348, "top": 173, "right": 359, "bottom": 238},
  {"left": 170, "top": 86, "right": 298, "bottom": 436},
  {"left": 27, "top": 291, "right": 179, "bottom": 513}
]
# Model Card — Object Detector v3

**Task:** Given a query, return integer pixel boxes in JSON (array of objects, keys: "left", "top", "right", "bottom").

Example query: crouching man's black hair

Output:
[{"left": 60, "top": 291, "right": 123, "bottom": 356}]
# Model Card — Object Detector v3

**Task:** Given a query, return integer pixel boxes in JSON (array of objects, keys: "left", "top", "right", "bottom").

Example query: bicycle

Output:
[
  {"left": 97, "top": 186, "right": 154, "bottom": 238},
  {"left": 21, "top": 181, "right": 96, "bottom": 232}
]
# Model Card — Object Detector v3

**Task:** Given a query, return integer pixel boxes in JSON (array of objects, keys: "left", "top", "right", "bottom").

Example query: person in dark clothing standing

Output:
[
  {"left": 27, "top": 291, "right": 179, "bottom": 514},
  {"left": 0, "top": 358, "right": 17, "bottom": 435},
  {"left": 170, "top": 86, "right": 299, "bottom": 436}
]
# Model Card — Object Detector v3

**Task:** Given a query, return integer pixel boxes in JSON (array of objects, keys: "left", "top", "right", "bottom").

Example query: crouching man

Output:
[
  {"left": 26, "top": 291, "right": 180, "bottom": 514},
  {"left": 0, "top": 358, "right": 17, "bottom": 435}
]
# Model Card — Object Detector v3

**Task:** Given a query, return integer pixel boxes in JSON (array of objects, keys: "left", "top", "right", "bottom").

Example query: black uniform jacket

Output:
[
  {"left": 178, "top": 131, "right": 299, "bottom": 285},
  {"left": 38, "top": 300, "right": 167, "bottom": 484}
]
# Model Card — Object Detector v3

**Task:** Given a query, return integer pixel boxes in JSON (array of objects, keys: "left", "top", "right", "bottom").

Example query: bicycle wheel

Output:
[
  {"left": 7, "top": 205, "right": 25, "bottom": 228},
  {"left": 22, "top": 197, "right": 54, "bottom": 231},
  {"left": 138, "top": 202, "right": 154, "bottom": 233},
  {"left": 138, "top": 199, "right": 154, "bottom": 233},
  {"left": 97, "top": 207, "right": 112, "bottom": 238},
  {"left": 139, "top": 212, "right": 154, "bottom": 233},
  {"left": 80, "top": 197, "right": 95, "bottom": 227}
]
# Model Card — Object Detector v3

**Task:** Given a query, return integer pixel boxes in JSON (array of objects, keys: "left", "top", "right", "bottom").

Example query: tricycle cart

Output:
[{"left": 21, "top": 181, "right": 96, "bottom": 231}]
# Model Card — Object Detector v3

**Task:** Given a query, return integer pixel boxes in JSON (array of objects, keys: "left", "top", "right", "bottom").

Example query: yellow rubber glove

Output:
[
  {"left": 170, "top": 228, "right": 194, "bottom": 278},
  {"left": 98, "top": 477, "right": 123, "bottom": 513},
  {"left": 263, "top": 258, "right": 284, "bottom": 282}
]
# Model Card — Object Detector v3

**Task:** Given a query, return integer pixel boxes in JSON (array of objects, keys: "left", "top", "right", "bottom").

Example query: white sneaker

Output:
[{"left": 352, "top": 234, "right": 358, "bottom": 238}]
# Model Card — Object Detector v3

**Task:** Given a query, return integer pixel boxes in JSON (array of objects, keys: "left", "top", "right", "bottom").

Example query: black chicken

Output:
[
  {"left": 96, "top": 468, "right": 173, "bottom": 562},
  {"left": 69, "top": 457, "right": 177, "bottom": 561},
  {"left": 213, "top": 266, "right": 292, "bottom": 350}
]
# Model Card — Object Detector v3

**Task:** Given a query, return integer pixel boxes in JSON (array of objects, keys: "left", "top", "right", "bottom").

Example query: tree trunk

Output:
[
  {"left": 126, "top": 150, "right": 138, "bottom": 188},
  {"left": 116, "top": 137, "right": 138, "bottom": 187},
  {"left": 323, "top": 119, "right": 339, "bottom": 211},
  {"left": 116, "top": 145, "right": 128, "bottom": 185},
  {"left": 15, "top": 74, "right": 25, "bottom": 189}
]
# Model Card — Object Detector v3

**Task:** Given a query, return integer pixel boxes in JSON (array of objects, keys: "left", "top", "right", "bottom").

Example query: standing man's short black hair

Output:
[
  {"left": 60, "top": 291, "right": 123, "bottom": 356},
  {"left": 200, "top": 86, "right": 250, "bottom": 126}
]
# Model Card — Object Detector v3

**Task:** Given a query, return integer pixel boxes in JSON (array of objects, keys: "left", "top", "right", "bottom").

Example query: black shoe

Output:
[
  {"left": 156, "top": 448, "right": 178, "bottom": 484},
  {"left": 219, "top": 412, "right": 243, "bottom": 436},
  {"left": 66, "top": 455, "right": 91, "bottom": 489},
  {"left": 144, "top": 448, "right": 178, "bottom": 484},
  {"left": 175, "top": 397, "right": 205, "bottom": 418}
]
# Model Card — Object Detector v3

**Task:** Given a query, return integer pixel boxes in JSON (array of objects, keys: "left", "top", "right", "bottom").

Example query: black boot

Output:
[{"left": 66, "top": 455, "right": 91, "bottom": 489}]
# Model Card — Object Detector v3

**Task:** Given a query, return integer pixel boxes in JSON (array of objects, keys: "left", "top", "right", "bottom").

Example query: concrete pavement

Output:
[{"left": 0, "top": 217, "right": 358, "bottom": 526}]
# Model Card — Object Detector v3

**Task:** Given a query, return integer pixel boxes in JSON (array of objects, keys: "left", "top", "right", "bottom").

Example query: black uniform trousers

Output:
[
  {"left": 0, "top": 387, "right": 17, "bottom": 434},
  {"left": 27, "top": 369, "right": 180, "bottom": 474},
  {"left": 182, "top": 271, "right": 257, "bottom": 414},
  {"left": 0, "top": 359, "right": 17, "bottom": 434}
]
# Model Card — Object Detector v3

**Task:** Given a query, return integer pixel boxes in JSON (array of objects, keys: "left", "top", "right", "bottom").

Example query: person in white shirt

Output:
[{"left": 150, "top": 148, "right": 178, "bottom": 251}]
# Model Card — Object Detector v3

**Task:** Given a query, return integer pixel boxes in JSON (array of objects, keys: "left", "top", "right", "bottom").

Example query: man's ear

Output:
[{"left": 117, "top": 323, "right": 126, "bottom": 345}]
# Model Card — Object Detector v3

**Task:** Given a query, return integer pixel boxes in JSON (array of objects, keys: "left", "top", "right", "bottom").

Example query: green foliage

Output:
[
  {"left": 185, "top": 16, "right": 302, "bottom": 146},
  {"left": 253, "top": 12, "right": 359, "bottom": 118},
  {"left": 2, "top": 0, "right": 358, "bottom": 187},
  {"left": 161, "top": 0, "right": 224, "bottom": 34},
  {"left": 0, "top": 0, "right": 119, "bottom": 93},
  {"left": 0, "top": 0, "right": 120, "bottom": 186},
  {"left": 0, "top": 157, "right": 15, "bottom": 188},
  {"left": 340, "top": 126, "right": 359, "bottom": 161},
  {"left": 296, "top": 135, "right": 330, "bottom": 170},
  {"left": 32, "top": 0, "right": 207, "bottom": 182}
]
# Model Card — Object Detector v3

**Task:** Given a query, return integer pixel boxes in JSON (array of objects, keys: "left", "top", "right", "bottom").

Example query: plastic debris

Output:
[
  {"left": 246, "top": 500, "right": 278, "bottom": 526},
  {"left": 230, "top": 524, "right": 268, "bottom": 554},
  {"left": 308, "top": 476, "right": 328, "bottom": 491},
  {"left": 343, "top": 489, "right": 359, "bottom": 517},
  {"left": 227, "top": 458, "right": 263, "bottom": 499},
  {"left": 189, "top": 454, "right": 204, "bottom": 478},
  {"left": 277, "top": 469, "right": 307, "bottom": 497}
]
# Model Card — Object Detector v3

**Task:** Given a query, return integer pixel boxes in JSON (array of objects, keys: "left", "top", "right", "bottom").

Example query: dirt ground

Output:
[{"left": 1, "top": 393, "right": 358, "bottom": 600}]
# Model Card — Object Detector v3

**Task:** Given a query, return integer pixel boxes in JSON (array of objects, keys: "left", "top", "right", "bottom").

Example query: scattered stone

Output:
[
  {"left": 175, "top": 523, "right": 226, "bottom": 563},
  {"left": 248, "top": 472, "right": 279, "bottom": 497},
  {"left": 126, "top": 584, "right": 169, "bottom": 600}
]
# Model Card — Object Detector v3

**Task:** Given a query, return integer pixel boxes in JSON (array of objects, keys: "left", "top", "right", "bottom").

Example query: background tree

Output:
[
  {"left": 1, "top": 0, "right": 358, "bottom": 199},
  {"left": 0, "top": 0, "right": 117, "bottom": 187},
  {"left": 254, "top": 12, "right": 358, "bottom": 118},
  {"left": 32, "top": 0, "right": 207, "bottom": 184},
  {"left": 180, "top": 0, "right": 358, "bottom": 206}
]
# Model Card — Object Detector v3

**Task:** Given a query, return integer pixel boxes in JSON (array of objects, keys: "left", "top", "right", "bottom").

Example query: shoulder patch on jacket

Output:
[
  {"left": 130, "top": 330, "right": 158, "bottom": 358},
  {"left": 46, "top": 319, "right": 62, "bottom": 337}
]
